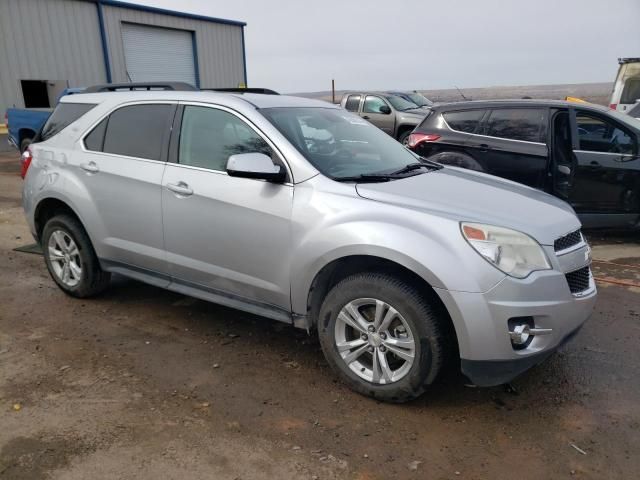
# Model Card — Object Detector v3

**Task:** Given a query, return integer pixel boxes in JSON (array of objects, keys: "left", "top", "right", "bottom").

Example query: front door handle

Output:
[
  {"left": 478, "top": 143, "right": 490, "bottom": 152},
  {"left": 362, "top": 115, "right": 370, "bottom": 120},
  {"left": 80, "top": 161, "right": 99, "bottom": 173},
  {"left": 166, "top": 181, "right": 193, "bottom": 196},
  {"left": 589, "top": 161, "right": 600, "bottom": 166}
]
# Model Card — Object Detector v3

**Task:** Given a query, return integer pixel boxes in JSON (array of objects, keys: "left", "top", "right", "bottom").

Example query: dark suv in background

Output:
[{"left": 408, "top": 100, "right": 640, "bottom": 229}]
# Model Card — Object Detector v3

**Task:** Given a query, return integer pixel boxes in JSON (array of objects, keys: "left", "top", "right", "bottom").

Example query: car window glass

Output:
[
  {"left": 576, "top": 112, "right": 635, "bottom": 155},
  {"left": 344, "top": 95, "right": 361, "bottom": 112},
  {"left": 261, "top": 107, "right": 420, "bottom": 179},
  {"left": 485, "top": 108, "right": 546, "bottom": 142},
  {"left": 363, "top": 96, "right": 389, "bottom": 114},
  {"left": 443, "top": 110, "right": 485, "bottom": 133},
  {"left": 40, "top": 103, "right": 96, "bottom": 141},
  {"left": 179, "top": 106, "right": 274, "bottom": 172},
  {"left": 102, "top": 104, "right": 173, "bottom": 160},
  {"left": 84, "top": 118, "right": 108, "bottom": 152},
  {"left": 621, "top": 78, "right": 640, "bottom": 105}
]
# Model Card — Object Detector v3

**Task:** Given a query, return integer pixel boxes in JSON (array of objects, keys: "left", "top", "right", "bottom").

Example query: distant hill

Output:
[{"left": 293, "top": 82, "right": 613, "bottom": 106}]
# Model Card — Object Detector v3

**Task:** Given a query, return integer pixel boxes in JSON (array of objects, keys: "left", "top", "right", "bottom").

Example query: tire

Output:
[
  {"left": 317, "top": 273, "right": 449, "bottom": 403},
  {"left": 42, "top": 214, "right": 110, "bottom": 298},
  {"left": 397, "top": 129, "right": 412, "bottom": 146},
  {"left": 20, "top": 137, "right": 32, "bottom": 153},
  {"left": 427, "top": 151, "right": 483, "bottom": 171}
]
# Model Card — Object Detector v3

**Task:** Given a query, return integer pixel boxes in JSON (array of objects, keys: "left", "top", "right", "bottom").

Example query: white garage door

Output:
[{"left": 121, "top": 23, "right": 197, "bottom": 87}]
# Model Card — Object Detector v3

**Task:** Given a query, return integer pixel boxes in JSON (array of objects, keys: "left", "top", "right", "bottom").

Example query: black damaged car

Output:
[{"left": 407, "top": 100, "right": 640, "bottom": 229}]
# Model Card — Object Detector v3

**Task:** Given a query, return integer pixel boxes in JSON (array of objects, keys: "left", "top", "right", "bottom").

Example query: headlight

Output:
[{"left": 461, "top": 222, "right": 551, "bottom": 278}]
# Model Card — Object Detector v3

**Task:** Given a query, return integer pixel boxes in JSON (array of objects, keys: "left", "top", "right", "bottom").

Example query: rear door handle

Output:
[
  {"left": 478, "top": 143, "right": 490, "bottom": 152},
  {"left": 166, "top": 181, "right": 193, "bottom": 196},
  {"left": 80, "top": 161, "right": 99, "bottom": 173},
  {"left": 362, "top": 115, "right": 370, "bottom": 120}
]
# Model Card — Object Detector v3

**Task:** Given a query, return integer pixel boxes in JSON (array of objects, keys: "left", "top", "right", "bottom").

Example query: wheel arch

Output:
[
  {"left": 34, "top": 196, "right": 86, "bottom": 243},
  {"left": 302, "top": 253, "right": 460, "bottom": 359}
]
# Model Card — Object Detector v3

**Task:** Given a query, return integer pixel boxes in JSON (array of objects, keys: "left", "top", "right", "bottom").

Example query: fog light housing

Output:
[{"left": 508, "top": 317, "right": 553, "bottom": 350}]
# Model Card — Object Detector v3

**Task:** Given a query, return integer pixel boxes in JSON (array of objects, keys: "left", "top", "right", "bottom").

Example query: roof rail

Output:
[
  {"left": 203, "top": 87, "right": 280, "bottom": 95},
  {"left": 84, "top": 82, "right": 198, "bottom": 93}
]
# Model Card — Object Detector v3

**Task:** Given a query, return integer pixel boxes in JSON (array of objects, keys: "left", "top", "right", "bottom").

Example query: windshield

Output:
[
  {"left": 407, "top": 93, "right": 433, "bottom": 107},
  {"left": 383, "top": 95, "right": 419, "bottom": 111},
  {"left": 261, "top": 107, "right": 423, "bottom": 180}
]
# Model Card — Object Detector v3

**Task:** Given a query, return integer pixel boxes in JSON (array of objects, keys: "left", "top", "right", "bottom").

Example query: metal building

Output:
[{"left": 0, "top": 0, "right": 247, "bottom": 114}]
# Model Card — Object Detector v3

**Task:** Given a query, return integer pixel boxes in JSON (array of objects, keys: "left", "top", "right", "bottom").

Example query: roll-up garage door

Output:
[{"left": 121, "top": 23, "right": 197, "bottom": 87}]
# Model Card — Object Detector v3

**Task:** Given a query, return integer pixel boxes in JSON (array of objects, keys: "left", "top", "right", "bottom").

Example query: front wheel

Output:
[
  {"left": 398, "top": 130, "right": 412, "bottom": 146},
  {"left": 317, "top": 273, "right": 449, "bottom": 402}
]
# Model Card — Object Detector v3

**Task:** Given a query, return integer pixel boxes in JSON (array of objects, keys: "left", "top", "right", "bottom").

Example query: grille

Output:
[
  {"left": 565, "top": 266, "right": 591, "bottom": 294},
  {"left": 554, "top": 230, "right": 583, "bottom": 252}
]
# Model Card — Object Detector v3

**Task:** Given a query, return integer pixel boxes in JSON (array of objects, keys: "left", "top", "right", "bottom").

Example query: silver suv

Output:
[{"left": 23, "top": 87, "right": 596, "bottom": 402}]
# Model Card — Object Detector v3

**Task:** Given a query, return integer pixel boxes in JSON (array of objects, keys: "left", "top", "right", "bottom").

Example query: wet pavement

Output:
[{"left": 0, "top": 152, "right": 638, "bottom": 479}]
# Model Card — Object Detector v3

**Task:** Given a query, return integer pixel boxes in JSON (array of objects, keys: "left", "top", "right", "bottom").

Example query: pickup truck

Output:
[
  {"left": 6, "top": 87, "right": 84, "bottom": 152},
  {"left": 339, "top": 92, "right": 428, "bottom": 144}
]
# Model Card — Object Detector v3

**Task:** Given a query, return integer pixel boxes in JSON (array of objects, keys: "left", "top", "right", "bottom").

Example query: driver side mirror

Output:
[
  {"left": 226, "top": 153, "right": 286, "bottom": 183},
  {"left": 557, "top": 165, "right": 571, "bottom": 175},
  {"left": 379, "top": 105, "right": 392, "bottom": 115}
]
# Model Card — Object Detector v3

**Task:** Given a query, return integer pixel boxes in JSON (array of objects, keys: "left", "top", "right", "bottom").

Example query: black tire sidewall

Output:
[
  {"left": 317, "top": 274, "right": 445, "bottom": 402},
  {"left": 20, "top": 138, "right": 32, "bottom": 153},
  {"left": 42, "top": 215, "right": 104, "bottom": 297},
  {"left": 398, "top": 130, "right": 411, "bottom": 145}
]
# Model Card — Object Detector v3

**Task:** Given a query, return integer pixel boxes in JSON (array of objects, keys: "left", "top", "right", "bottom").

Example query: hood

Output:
[
  {"left": 397, "top": 110, "right": 427, "bottom": 125},
  {"left": 355, "top": 166, "right": 580, "bottom": 245}
]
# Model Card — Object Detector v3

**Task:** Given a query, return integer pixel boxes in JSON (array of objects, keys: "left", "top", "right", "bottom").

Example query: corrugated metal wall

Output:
[
  {"left": 0, "top": 0, "right": 246, "bottom": 117},
  {"left": 0, "top": 0, "right": 107, "bottom": 114},
  {"left": 101, "top": 4, "right": 245, "bottom": 89}
]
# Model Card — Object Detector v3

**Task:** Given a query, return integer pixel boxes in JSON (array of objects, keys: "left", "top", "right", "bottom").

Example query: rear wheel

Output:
[
  {"left": 20, "top": 137, "right": 32, "bottom": 153},
  {"left": 42, "top": 214, "right": 110, "bottom": 297},
  {"left": 317, "top": 273, "right": 449, "bottom": 402}
]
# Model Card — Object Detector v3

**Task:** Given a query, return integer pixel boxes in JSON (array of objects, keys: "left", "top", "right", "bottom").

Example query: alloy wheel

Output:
[{"left": 334, "top": 298, "right": 416, "bottom": 384}]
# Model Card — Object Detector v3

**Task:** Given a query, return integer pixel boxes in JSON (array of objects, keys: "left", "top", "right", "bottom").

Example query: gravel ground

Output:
[{"left": 0, "top": 151, "right": 639, "bottom": 479}]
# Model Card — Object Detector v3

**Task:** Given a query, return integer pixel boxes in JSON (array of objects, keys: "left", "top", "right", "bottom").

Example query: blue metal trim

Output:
[
  {"left": 96, "top": 2, "right": 112, "bottom": 82},
  {"left": 94, "top": 0, "right": 246, "bottom": 27},
  {"left": 241, "top": 26, "right": 248, "bottom": 86},
  {"left": 191, "top": 32, "right": 200, "bottom": 89}
]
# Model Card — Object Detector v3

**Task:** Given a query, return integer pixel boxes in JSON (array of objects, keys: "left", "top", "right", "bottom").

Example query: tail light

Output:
[
  {"left": 609, "top": 103, "right": 618, "bottom": 110},
  {"left": 20, "top": 147, "right": 33, "bottom": 179},
  {"left": 407, "top": 133, "right": 441, "bottom": 149}
]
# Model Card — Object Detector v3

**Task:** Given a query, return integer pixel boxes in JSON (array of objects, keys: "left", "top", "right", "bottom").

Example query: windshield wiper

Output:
[
  {"left": 390, "top": 161, "right": 442, "bottom": 175},
  {"left": 333, "top": 174, "right": 397, "bottom": 183}
]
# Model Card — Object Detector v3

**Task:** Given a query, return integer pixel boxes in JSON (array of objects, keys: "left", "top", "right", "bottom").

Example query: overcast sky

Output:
[{"left": 132, "top": 0, "right": 640, "bottom": 93}]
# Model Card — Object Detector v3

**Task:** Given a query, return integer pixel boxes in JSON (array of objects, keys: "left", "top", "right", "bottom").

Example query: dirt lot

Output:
[{"left": 0, "top": 151, "right": 639, "bottom": 479}]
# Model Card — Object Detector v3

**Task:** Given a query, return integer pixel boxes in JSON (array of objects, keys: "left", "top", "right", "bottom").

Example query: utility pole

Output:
[{"left": 332, "top": 79, "right": 335, "bottom": 104}]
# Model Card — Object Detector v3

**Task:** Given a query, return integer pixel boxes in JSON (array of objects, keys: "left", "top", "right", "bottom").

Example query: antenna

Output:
[{"left": 454, "top": 85, "right": 468, "bottom": 101}]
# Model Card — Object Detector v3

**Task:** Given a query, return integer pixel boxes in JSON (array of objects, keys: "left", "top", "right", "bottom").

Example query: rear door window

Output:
[
  {"left": 575, "top": 112, "right": 635, "bottom": 155},
  {"left": 485, "top": 108, "right": 546, "bottom": 142},
  {"left": 443, "top": 110, "right": 485, "bottom": 133},
  {"left": 344, "top": 95, "right": 361, "bottom": 112},
  {"left": 83, "top": 118, "right": 108, "bottom": 152},
  {"left": 39, "top": 103, "right": 96, "bottom": 141},
  {"left": 101, "top": 104, "right": 174, "bottom": 160}
]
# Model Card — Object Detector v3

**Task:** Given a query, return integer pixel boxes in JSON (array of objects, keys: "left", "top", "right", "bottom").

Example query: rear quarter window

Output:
[
  {"left": 442, "top": 110, "right": 485, "bottom": 133},
  {"left": 39, "top": 103, "right": 96, "bottom": 141}
]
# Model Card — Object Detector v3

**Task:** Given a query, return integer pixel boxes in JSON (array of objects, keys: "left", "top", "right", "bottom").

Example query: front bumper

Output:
[{"left": 435, "top": 243, "right": 596, "bottom": 386}]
